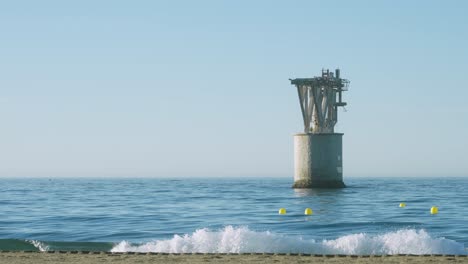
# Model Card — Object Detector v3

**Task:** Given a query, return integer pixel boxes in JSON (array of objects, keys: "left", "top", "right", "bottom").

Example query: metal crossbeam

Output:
[{"left": 290, "top": 69, "right": 349, "bottom": 134}]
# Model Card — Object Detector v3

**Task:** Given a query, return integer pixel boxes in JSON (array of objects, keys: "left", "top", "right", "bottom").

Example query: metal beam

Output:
[{"left": 290, "top": 69, "right": 349, "bottom": 134}]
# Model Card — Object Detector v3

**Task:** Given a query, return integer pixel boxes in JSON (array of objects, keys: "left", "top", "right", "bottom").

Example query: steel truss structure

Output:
[{"left": 290, "top": 69, "right": 349, "bottom": 133}]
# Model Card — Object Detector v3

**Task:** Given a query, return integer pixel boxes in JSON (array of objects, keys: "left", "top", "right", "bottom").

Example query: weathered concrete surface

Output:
[
  {"left": 293, "top": 133, "right": 345, "bottom": 188},
  {"left": 0, "top": 252, "right": 466, "bottom": 264}
]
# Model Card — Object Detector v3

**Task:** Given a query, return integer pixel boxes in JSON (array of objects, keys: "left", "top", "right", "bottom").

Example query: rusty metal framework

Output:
[{"left": 290, "top": 69, "right": 349, "bottom": 133}]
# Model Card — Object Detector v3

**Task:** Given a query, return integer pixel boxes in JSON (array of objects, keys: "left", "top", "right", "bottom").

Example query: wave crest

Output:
[
  {"left": 111, "top": 226, "right": 466, "bottom": 255},
  {"left": 27, "top": 240, "right": 50, "bottom": 252}
]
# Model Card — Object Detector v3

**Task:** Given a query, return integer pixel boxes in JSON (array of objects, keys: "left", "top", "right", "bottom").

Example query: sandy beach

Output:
[{"left": 0, "top": 252, "right": 466, "bottom": 264}]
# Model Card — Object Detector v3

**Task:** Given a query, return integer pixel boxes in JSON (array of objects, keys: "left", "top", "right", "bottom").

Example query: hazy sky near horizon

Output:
[{"left": 1, "top": 1, "right": 467, "bottom": 177}]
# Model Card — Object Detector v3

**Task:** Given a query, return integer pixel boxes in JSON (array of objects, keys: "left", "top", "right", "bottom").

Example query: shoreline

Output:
[{"left": 0, "top": 252, "right": 467, "bottom": 264}]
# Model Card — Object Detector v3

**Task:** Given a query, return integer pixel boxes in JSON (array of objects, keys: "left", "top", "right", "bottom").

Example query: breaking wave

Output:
[
  {"left": 27, "top": 240, "right": 50, "bottom": 252},
  {"left": 111, "top": 226, "right": 466, "bottom": 255}
]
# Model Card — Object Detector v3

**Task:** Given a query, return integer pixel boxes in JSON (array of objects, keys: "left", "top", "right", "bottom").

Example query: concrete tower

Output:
[{"left": 290, "top": 69, "right": 349, "bottom": 188}]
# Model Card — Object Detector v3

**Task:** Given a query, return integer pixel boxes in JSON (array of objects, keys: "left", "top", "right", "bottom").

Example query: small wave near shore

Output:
[{"left": 110, "top": 226, "right": 466, "bottom": 255}]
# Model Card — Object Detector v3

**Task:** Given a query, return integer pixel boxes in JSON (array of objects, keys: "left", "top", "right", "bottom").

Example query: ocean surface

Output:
[{"left": 0, "top": 177, "right": 466, "bottom": 254}]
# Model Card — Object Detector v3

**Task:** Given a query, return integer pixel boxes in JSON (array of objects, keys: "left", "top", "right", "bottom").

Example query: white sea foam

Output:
[
  {"left": 27, "top": 240, "right": 50, "bottom": 252},
  {"left": 111, "top": 226, "right": 466, "bottom": 255}
]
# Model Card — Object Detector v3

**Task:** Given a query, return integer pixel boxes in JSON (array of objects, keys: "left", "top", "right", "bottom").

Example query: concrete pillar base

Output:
[
  {"left": 292, "top": 179, "right": 345, "bottom": 188},
  {"left": 293, "top": 133, "right": 345, "bottom": 189}
]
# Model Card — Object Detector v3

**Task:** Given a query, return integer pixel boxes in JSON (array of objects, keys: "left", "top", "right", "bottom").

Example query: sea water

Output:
[{"left": 0, "top": 177, "right": 466, "bottom": 254}]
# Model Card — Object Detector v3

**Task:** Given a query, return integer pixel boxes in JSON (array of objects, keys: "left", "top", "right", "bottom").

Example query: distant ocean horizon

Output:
[{"left": 0, "top": 177, "right": 466, "bottom": 254}]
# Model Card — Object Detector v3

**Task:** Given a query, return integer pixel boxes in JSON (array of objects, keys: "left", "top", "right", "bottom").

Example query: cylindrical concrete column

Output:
[{"left": 293, "top": 133, "right": 345, "bottom": 188}]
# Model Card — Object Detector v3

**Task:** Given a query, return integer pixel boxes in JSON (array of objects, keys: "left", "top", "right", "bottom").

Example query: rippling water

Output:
[{"left": 0, "top": 177, "right": 466, "bottom": 254}]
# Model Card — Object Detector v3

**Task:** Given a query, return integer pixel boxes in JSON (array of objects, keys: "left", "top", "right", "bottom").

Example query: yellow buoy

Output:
[
  {"left": 430, "top": 206, "right": 438, "bottom": 214},
  {"left": 399, "top": 203, "right": 406, "bottom": 208},
  {"left": 304, "top": 208, "right": 313, "bottom": 215},
  {"left": 278, "top": 208, "right": 286, "bottom": 215}
]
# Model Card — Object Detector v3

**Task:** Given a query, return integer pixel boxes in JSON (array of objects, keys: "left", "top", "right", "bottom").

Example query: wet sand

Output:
[{"left": 0, "top": 252, "right": 467, "bottom": 264}]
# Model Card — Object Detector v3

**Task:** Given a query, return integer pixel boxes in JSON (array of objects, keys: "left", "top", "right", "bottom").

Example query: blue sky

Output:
[{"left": 1, "top": 1, "right": 467, "bottom": 177}]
